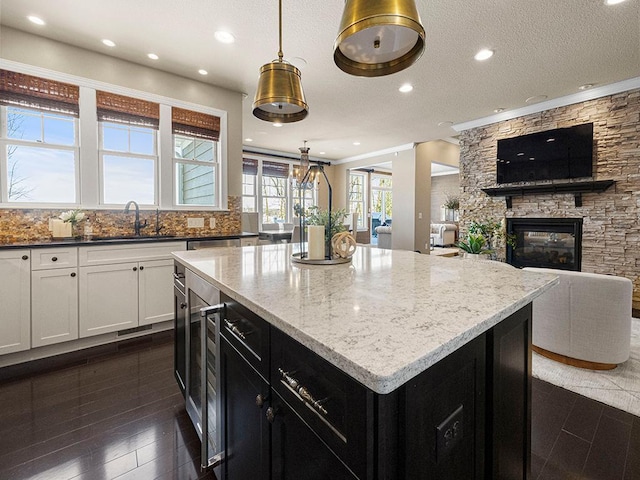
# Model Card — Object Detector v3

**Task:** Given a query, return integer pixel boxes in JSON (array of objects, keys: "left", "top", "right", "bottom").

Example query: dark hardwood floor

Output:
[{"left": 0, "top": 335, "right": 638, "bottom": 479}]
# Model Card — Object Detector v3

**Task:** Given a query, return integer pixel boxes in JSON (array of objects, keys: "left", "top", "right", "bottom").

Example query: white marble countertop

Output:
[{"left": 173, "top": 244, "right": 558, "bottom": 394}]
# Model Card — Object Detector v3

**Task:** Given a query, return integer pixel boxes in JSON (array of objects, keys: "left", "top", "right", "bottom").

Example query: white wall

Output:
[{"left": 0, "top": 27, "right": 244, "bottom": 197}]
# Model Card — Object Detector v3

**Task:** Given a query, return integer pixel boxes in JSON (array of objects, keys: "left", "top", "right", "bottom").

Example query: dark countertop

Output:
[{"left": 0, "top": 232, "right": 258, "bottom": 250}]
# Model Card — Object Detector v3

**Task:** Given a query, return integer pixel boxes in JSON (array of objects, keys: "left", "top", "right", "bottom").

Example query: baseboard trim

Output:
[{"left": 532, "top": 345, "right": 618, "bottom": 371}]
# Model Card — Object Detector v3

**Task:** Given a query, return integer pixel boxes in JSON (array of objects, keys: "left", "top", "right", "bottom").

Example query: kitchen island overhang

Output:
[{"left": 173, "top": 244, "right": 557, "bottom": 394}]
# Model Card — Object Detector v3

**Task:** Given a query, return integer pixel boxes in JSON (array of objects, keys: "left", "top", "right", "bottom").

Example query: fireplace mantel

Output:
[{"left": 482, "top": 180, "right": 616, "bottom": 208}]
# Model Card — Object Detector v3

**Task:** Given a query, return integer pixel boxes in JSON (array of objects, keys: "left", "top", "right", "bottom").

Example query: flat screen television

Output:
[{"left": 496, "top": 123, "right": 593, "bottom": 184}]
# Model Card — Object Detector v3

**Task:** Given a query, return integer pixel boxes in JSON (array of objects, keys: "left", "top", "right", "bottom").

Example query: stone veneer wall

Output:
[
  {"left": 458, "top": 89, "right": 640, "bottom": 309},
  {"left": 0, "top": 196, "right": 242, "bottom": 244}
]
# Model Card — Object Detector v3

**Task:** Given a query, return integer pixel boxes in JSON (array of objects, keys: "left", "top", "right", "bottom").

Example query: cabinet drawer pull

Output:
[
  {"left": 22, "top": 255, "right": 29, "bottom": 260},
  {"left": 224, "top": 319, "right": 251, "bottom": 341},
  {"left": 70, "top": 272, "right": 76, "bottom": 277},
  {"left": 51, "top": 256, "right": 58, "bottom": 262},
  {"left": 255, "top": 394, "right": 267, "bottom": 407},
  {"left": 133, "top": 267, "right": 137, "bottom": 271},
  {"left": 278, "top": 368, "right": 329, "bottom": 416}
]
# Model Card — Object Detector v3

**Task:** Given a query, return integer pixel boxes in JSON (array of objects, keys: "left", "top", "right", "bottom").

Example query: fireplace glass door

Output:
[{"left": 507, "top": 218, "right": 583, "bottom": 271}]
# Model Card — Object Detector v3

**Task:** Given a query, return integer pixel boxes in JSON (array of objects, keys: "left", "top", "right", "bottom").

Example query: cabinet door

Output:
[
  {"left": 31, "top": 267, "right": 79, "bottom": 347},
  {"left": 221, "top": 338, "right": 270, "bottom": 480},
  {"left": 79, "top": 263, "right": 139, "bottom": 337},
  {"left": 270, "top": 391, "right": 358, "bottom": 480},
  {"left": 0, "top": 250, "right": 30, "bottom": 355},
  {"left": 138, "top": 259, "right": 174, "bottom": 326}
]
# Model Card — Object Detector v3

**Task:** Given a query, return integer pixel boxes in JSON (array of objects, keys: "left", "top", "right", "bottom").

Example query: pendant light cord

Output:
[{"left": 277, "top": 0, "right": 283, "bottom": 62}]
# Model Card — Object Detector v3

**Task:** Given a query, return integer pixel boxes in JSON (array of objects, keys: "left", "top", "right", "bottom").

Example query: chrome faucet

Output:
[{"left": 124, "top": 200, "right": 148, "bottom": 236}]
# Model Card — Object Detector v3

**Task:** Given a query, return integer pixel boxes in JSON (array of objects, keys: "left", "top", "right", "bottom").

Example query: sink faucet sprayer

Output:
[{"left": 124, "top": 200, "right": 148, "bottom": 236}]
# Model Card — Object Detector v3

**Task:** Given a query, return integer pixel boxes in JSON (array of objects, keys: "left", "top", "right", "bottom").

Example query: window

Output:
[
  {"left": 371, "top": 173, "right": 393, "bottom": 224},
  {"left": 98, "top": 91, "right": 159, "bottom": 205},
  {"left": 173, "top": 107, "right": 221, "bottom": 207},
  {"left": 0, "top": 70, "right": 79, "bottom": 204},
  {"left": 242, "top": 158, "right": 258, "bottom": 212},
  {"left": 261, "top": 161, "right": 289, "bottom": 224},
  {"left": 348, "top": 172, "right": 366, "bottom": 229}
]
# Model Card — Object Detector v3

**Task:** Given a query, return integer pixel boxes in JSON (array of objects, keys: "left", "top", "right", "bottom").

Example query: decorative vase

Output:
[{"left": 463, "top": 253, "right": 491, "bottom": 260}]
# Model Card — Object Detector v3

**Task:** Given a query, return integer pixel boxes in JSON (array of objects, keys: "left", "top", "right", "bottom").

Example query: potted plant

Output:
[
  {"left": 457, "top": 233, "right": 492, "bottom": 259},
  {"left": 304, "top": 206, "right": 348, "bottom": 257},
  {"left": 443, "top": 194, "right": 460, "bottom": 221}
]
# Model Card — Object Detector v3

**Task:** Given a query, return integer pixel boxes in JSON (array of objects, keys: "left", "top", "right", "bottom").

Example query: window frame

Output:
[
  {"left": 348, "top": 171, "right": 367, "bottom": 230},
  {"left": 98, "top": 120, "right": 159, "bottom": 207},
  {"left": 0, "top": 104, "right": 80, "bottom": 206},
  {"left": 172, "top": 133, "right": 221, "bottom": 208}
]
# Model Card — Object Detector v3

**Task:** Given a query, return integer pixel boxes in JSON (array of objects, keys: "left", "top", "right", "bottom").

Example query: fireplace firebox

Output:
[{"left": 506, "top": 218, "right": 583, "bottom": 271}]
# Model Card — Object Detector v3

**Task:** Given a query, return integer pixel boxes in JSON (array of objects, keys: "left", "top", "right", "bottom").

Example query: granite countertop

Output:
[
  {"left": 173, "top": 244, "right": 558, "bottom": 394},
  {"left": 0, "top": 232, "right": 258, "bottom": 250}
]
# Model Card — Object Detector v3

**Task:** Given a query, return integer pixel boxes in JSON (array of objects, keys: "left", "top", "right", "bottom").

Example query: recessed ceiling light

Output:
[
  {"left": 546, "top": 138, "right": 556, "bottom": 143},
  {"left": 147, "top": 53, "right": 159, "bottom": 60},
  {"left": 474, "top": 49, "right": 494, "bottom": 61},
  {"left": 353, "top": 141, "right": 361, "bottom": 146},
  {"left": 578, "top": 83, "right": 595, "bottom": 90},
  {"left": 245, "top": 138, "right": 253, "bottom": 142},
  {"left": 525, "top": 95, "right": 548, "bottom": 104},
  {"left": 102, "top": 39, "right": 116, "bottom": 47},
  {"left": 517, "top": 152, "right": 525, "bottom": 156},
  {"left": 399, "top": 83, "right": 413, "bottom": 93},
  {"left": 214, "top": 31, "right": 235, "bottom": 44},
  {"left": 273, "top": 122, "right": 283, "bottom": 127},
  {"left": 438, "top": 121, "right": 453, "bottom": 128},
  {"left": 319, "top": 152, "right": 326, "bottom": 155},
  {"left": 27, "top": 16, "right": 45, "bottom": 26},
  {"left": 198, "top": 69, "right": 208, "bottom": 75},
  {"left": 494, "top": 107, "right": 505, "bottom": 113},
  {"left": 605, "top": 0, "right": 627, "bottom": 5}
]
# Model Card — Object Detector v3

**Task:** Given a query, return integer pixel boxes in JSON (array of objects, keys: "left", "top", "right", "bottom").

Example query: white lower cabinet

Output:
[
  {"left": 138, "top": 259, "right": 174, "bottom": 326},
  {"left": 79, "top": 262, "right": 139, "bottom": 337},
  {"left": 31, "top": 267, "right": 79, "bottom": 347},
  {"left": 0, "top": 250, "right": 31, "bottom": 355}
]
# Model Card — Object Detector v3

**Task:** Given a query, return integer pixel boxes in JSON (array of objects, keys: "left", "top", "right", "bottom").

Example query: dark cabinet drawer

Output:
[
  {"left": 221, "top": 292, "right": 270, "bottom": 381},
  {"left": 270, "top": 327, "right": 372, "bottom": 479}
]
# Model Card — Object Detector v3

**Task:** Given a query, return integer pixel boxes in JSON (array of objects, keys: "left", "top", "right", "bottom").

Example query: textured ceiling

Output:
[{"left": 1, "top": 0, "right": 639, "bottom": 161}]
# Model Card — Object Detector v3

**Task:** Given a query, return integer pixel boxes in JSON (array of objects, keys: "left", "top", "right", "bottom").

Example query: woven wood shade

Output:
[
  {"left": 96, "top": 91, "right": 160, "bottom": 129},
  {"left": 242, "top": 158, "right": 258, "bottom": 175},
  {"left": 262, "top": 160, "right": 290, "bottom": 178},
  {"left": 0, "top": 69, "right": 80, "bottom": 116},
  {"left": 172, "top": 107, "right": 220, "bottom": 141}
]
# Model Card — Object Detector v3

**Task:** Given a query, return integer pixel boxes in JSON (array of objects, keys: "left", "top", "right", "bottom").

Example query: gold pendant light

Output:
[
  {"left": 334, "top": 0, "right": 426, "bottom": 77},
  {"left": 253, "top": 0, "right": 308, "bottom": 123}
]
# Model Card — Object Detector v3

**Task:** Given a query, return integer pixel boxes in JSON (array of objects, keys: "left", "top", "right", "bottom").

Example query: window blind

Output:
[
  {"left": 262, "top": 160, "right": 290, "bottom": 178},
  {"left": 0, "top": 69, "right": 80, "bottom": 116},
  {"left": 172, "top": 107, "right": 220, "bottom": 141},
  {"left": 96, "top": 91, "right": 160, "bottom": 129},
  {"left": 242, "top": 158, "right": 258, "bottom": 175}
]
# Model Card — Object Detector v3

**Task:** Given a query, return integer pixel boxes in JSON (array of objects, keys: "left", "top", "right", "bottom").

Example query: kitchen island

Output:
[{"left": 173, "top": 244, "right": 557, "bottom": 479}]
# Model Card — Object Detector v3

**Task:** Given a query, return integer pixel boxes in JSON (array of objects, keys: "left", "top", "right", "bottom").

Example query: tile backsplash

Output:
[{"left": 0, "top": 196, "right": 242, "bottom": 244}]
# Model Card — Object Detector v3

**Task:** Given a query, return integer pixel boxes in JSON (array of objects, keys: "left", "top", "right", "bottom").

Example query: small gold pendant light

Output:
[
  {"left": 253, "top": 0, "right": 308, "bottom": 123},
  {"left": 334, "top": 0, "right": 426, "bottom": 77}
]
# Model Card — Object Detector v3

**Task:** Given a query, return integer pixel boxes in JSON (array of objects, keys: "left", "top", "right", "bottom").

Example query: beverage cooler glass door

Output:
[{"left": 185, "top": 269, "right": 224, "bottom": 470}]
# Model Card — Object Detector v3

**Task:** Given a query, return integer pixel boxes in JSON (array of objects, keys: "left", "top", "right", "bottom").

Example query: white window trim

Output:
[
  {"left": 172, "top": 134, "right": 222, "bottom": 209},
  {"left": 0, "top": 105, "right": 81, "bottom": 207},
  {"left": 347, "top": 170, "right": 367, "bottom": 231},
  {"left": 0, "top": 59, "right": 229, "bottom": 212}
]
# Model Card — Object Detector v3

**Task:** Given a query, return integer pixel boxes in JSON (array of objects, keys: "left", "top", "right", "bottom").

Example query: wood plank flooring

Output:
[{"left": 1, "top": 334, "right": 638, "bottom": 479}]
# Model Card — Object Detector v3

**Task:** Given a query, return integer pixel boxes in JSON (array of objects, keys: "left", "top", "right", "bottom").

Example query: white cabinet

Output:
[
  {"left": 78, "top": 242, "right": 185, "bottom": 338},
  {"left": 0, "top": 250, "right": 31, "bottom": 354},
  {"left": 31, "top": 247, "right": 79, "bottom": 348}
]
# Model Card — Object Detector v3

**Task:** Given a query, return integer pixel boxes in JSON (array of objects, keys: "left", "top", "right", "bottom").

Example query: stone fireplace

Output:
[{"left": 506, "top": 218, "right": 583, "bottom": 271}]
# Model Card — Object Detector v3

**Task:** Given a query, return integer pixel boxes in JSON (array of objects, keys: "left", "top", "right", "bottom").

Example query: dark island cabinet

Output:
[{"left": 214, "top": 291, "right": 532, "bottom": 480}]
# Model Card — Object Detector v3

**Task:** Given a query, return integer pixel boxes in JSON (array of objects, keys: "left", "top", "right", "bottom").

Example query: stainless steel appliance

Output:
[
  {"left": 173, "top": 263, "right": 187, "bottom": 397},
  {"left": 185, "top": 268, "right": 224, "bottom": 471}
]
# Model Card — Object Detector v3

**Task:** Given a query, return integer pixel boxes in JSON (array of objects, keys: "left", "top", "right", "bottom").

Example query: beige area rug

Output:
[{"left": 532, "top": 318, "right": 640, "bottom": 417}]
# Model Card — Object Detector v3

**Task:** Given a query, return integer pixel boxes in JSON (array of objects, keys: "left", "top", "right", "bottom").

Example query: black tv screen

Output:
[{"left": 496, "top": 123, "right": 593, "bottom": 184}]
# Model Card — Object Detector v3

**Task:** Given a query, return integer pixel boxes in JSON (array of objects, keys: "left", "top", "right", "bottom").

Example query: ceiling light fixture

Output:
[
  {"left": 273, "top": 122, "right": 283, "bottom": 127},
  {"left": 494, "top": 107, "right": 505, "bottom": 113},
  {"left": 474, "top": 49, "right": 494, "bottom": 61},
  {"left": 353, "top": 141, "right": 361, "bottom": 146},
  {"left": 253, "top": 0, "right": 308, "bottom": 124},
  {"left": 525, "top": 94, "right": 548, "bottom": 104},
  {"left": 334, "top": 0, "right": 425, "bottom": 77},
  {"left": 27, "top": 16, "right": 45, "bottom": 25},
  {"left": 399, "top": 83, "right": 414, "bottom": 93},
  {"left": 198, "top": 69, "right": 208, "bottom": 75},
  {"left": 147, "top": 53, "right": 159, "bottom": 60},
  {"left": 214, "top": 31, "right": 235, "bottom": 44},
  {"left": 578, "top": 83, "right": 595, "bottom": 90},
  {"left": 298, "top": 140, "right": 310, "bottom": 182},
  {"left": 605, "top": 0, "right": 627, "bottom": 4},
  {"left": 245, "top": 138, "right": 253, "bottom": 142},
  {"left": 437, "top": 121, "right": 453, "bottom": 128},
  {"left": 102, "top": 39, "right": 116, "bottom": 47}
]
